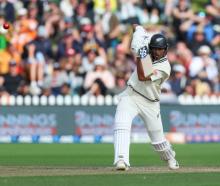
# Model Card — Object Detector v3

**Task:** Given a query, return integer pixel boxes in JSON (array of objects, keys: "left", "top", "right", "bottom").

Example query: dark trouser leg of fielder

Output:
[{"left": 114, "top": 96, "right": 138, "bottom": 171}]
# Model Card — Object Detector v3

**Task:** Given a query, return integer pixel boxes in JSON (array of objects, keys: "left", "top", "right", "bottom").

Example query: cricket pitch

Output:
[{"left": 0, "top": 166, "right": 220, "bottom": 177}]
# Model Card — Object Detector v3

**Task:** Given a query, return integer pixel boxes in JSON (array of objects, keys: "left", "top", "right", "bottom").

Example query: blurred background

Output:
[{"left": 0, "top": 0, "right": 220, "bottom": 144}]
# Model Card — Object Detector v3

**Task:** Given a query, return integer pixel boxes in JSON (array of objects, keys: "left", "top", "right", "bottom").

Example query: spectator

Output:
[
  {"left": 81, "top": 44, "right": 99, "bottom": 73},
  {"left": 80, "top": 17, "right": 107, "bottom": 58},
  {"left": 42, "top": 62, "right": 69, "bottom": 96},
  {"left": 11, "top": 7, "right": 37, "bottom": 53},
  {"left": 17, "top": 80, "right": 30, "bottom": 96},
  {"left": 110, "top": 44, "right": 134, "bottom": 89},
  {"left": 186, "top": 11, "right": 215, "bottom": 43},
  {"left": 175, "top": 41, "right": 193, "bottom": 75},
  {"left": 169, "top": 64, "right": 187, "bottom": 95},
  {"left": 1, "top": 60, "right": 24, "bottom": 95},
  {"left": 101, "top": 0, "right": 121, "bottom": 49},
  {"left": 67, "top": 53, "right": 85, "bottom": 95},
  {"left": 160, "top": 81, "right": 178, "bottom": 103},
  {"left": 44, "top": 1, "right": 64, "bottom": 38},
  {"left": 22, "top": 0, "right": 44, "bottom": 23},
  {"left": 206, "top": 1, "right": 220, "bottom": 49},
  {"left": 189, "top": 45, "right": 219, "bottom": 93},
  {"left": 24, "top": 25, "right": 53, "bottom": 94},
  {"left": 0, "top": 44, "right": 11, "bottom": 75},
  {"left": 41, "top": 87, "right": 52, "bottom": 97},
  {"left": 26, "top": 43, "right": 43, "bottom": 95},
  {"left": 195, "top": 78, "right": 212, "bottom": 96},
  {"left": 172, "top": 0, "right": 194, "bottom": 42},
  {"left": 73, "top": 2, "right": 94, "bottom": 29},
  {"left": 187, "top": 26, "right": 213, "bottom": 55},
  {"left": 60, "top": 82, "right": 71, "bottom": 96},
  {"left": 119, "top": 0, "right": 139, "bottom": 24},
  {"left": 0, "top": 43, "right": 21, "bottom": 75},
  {"left": 0, "top": 0, "right": 15, "bottom": 23},
  {"left": 29, "top": 25, "right": 53, "bottom": 60},
  {"left": 83, "top": 78, "right": 107, "bottom": 96},
  {"left": 110, "top": 73, "right": 127, "bottom": 95},
  {"left": 60, "top": 0, "right": 78, "bottom": 20},
  {"left": 141, "top": 0, "right": 163, "bottom": 24},
  {"left": 0, "top": 86, "right": 9, "bottom": 97},
  {"left": 56, "top": 28, "right": 82, "bottom": 60},
  {"left": 84, "top": 56, "right": 115, "bottom": 95},
  {"left": 182, "top": 78, "right": 197, "bottom": 96},
  {"left": 206, "top": 0, "right": 220, "bottom": 23},
  {"left": 0, "top": 0, "right": 219, "bottom": 98},
  {"left": 163, "top": 0, "right": 175, "bottom": 22}
]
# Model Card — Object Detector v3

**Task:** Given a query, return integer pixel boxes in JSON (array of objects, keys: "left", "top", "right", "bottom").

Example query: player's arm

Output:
[
  {"left": 137, "top": 58, "right": 166, "bottom": 84},
  {"left": 131, "top": 25, "right": 154, "bottom": 81},
  {"left": 136, "top": 57, "right": 153, "bottom": 81},
  {"left": 151, "top": 70, "right": 168, "bottom": 85}
]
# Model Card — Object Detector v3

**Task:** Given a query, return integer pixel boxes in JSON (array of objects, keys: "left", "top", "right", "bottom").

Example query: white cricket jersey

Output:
[{"left": 127, "top": 56, "right": 171, "bottom": 101}]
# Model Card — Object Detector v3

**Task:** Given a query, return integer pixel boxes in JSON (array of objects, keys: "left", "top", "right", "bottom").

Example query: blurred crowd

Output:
[{"left": 0, "top": 0, "right": 220, "bottom": 99}]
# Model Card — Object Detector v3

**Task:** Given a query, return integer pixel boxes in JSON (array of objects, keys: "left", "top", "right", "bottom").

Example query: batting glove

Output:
[{"left": 131, "top": 26, "right": 150, "bottom": 57}]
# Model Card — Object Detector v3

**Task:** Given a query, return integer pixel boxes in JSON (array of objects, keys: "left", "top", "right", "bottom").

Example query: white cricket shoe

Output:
[
  {"left": 168, "top": 158, "right": 179, "bottom": 170},
  {"left": 116, "top": 160, "right": 129, "bottom": 171}
]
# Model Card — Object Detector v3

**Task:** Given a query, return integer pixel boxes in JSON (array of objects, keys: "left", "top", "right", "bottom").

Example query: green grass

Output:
[
  {"left": 0, "top": 143, "right": 220, "bottom": 186},
  {"left": 0, "top": 173, "right": 220, "bottom": 186},
  {"left": 0, "top": 143, "right": 220, "bottom": 167}
]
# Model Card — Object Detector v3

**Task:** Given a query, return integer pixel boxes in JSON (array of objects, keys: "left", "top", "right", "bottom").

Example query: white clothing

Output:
[
  {"left": 101, "top": 12, "right": 111, "bottom": 34},
  {"left": 127, "top": 57, "right": 171, "bottom": 101},
  {"left": 120, "top": 1, "right": 136, "bottom": 20},
  {"left": 114, "top": 26, "right": 177, "bottom": 167},
  {"left": 60, "top": 0, "right": 74, "bottom": 17},
  {"left": 114, "top": 55, "right": 174, "bottom": 167},
  {"left": 114, "top": 86, "right": 165, "bottom": 166},
  {"left": 81, "top": 57, "right": 95, "bottom": 73}
]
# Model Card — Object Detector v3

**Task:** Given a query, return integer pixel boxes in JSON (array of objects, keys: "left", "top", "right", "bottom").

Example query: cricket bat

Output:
[{"left": 138, "top": 46, "right": 153, "bottom": 77}]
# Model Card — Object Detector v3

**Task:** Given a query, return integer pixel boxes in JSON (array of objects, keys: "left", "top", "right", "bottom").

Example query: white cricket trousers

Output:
[{"left": 114, "top": 86, "right": 166, "bottom": 166}]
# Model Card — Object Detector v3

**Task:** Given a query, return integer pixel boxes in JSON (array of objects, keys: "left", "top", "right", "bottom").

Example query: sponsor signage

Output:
[{"left": 0, "top": 104, "right": 220, "bottom": 143}]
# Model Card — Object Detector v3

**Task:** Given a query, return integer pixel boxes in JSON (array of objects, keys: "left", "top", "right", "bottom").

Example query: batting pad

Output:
[
  {"left": 152, "top": 140, "right": 176, "bottom": 161},
  {"left": 114, "top": 126, "right": 131, "bottom": 166}
]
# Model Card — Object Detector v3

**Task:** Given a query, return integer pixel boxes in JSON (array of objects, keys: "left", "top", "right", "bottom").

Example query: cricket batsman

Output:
[{"left": 113, "top": 25, "right": 179, "bottom": 170}]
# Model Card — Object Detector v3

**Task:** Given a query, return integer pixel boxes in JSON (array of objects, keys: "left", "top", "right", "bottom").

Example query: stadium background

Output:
[{"left": 0, "top": 0, "right": 220, "bottom": 186}]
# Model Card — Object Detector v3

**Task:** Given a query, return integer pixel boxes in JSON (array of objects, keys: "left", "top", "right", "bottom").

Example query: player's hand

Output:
[
  {"left": 130, "top": 25, "right": 149, "bottom": 57},
  {"left": 138, "top": 46, "right": 149, "bottom": 59}
]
